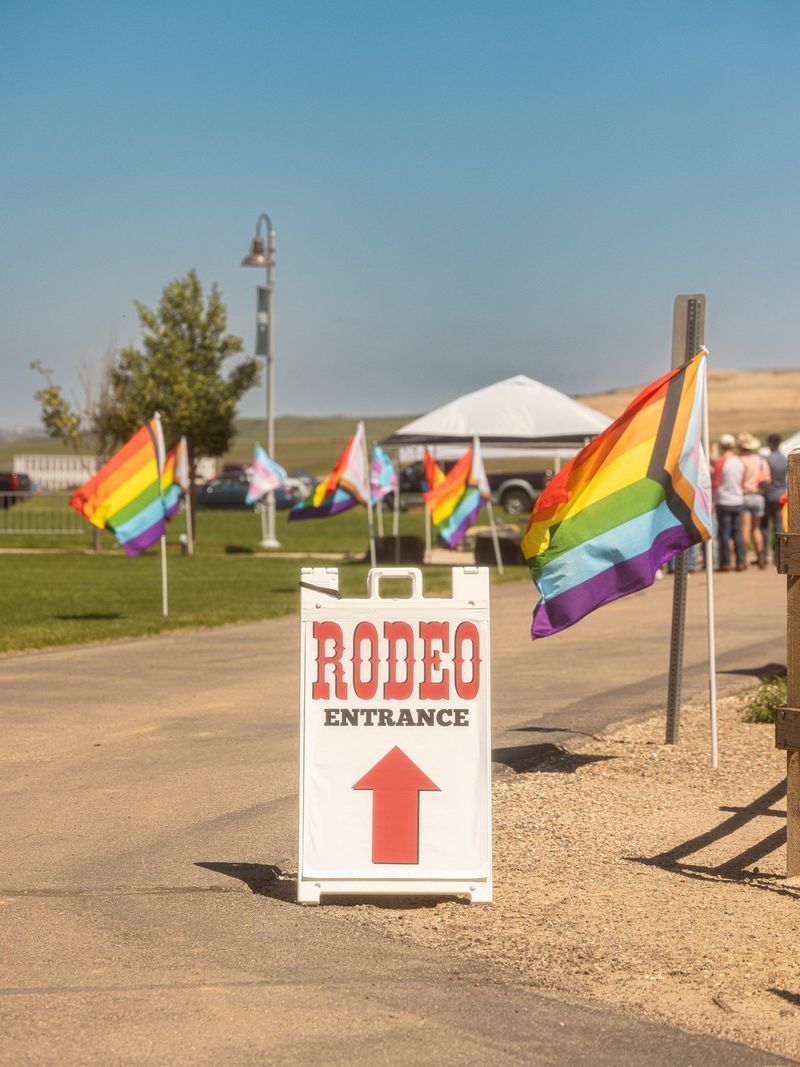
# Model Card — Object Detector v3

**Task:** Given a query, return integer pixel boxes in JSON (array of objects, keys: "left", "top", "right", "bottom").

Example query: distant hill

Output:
[
  {"left": 5, "top": 368, "right": 797, "bottom": 475},
  {"left": 577, "top": 368, "right": 800, "bottom": 438}
]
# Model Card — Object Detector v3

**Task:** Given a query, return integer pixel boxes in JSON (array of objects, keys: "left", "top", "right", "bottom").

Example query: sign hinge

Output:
[
  {"left": 776, "top": 705, "right": 800, "bottom": 751},
  {"left": 774, "top": 534, "right": 800, "bottom": 576}
]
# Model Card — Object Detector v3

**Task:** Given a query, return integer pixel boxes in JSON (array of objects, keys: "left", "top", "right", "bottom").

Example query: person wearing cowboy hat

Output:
[
  {"left": 737, "top": 432, "right": 771, "bottom": 569},
  {"left": 712, "top": 433, "right": 746, "bottom": 571}
]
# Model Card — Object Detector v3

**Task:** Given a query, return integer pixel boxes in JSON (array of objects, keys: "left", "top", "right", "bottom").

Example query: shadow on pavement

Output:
[
  {"left": 195, "top": 861, "right": 291, "bottom": 898},
  {"left": 492, "top": 741, "right": 616, "bottom": 775},
  {"left": 627, "top": 780, "right": 800, "bottom": 899},
  {"left": 194, "top": 862, "right": 469, "bottom": 909},
  {"left": 717, "top": 661, "right": 786, "bottom": 678}
]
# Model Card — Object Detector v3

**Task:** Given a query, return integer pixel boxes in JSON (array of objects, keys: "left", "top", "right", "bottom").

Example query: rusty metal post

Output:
[
  {"left": 785, "top": 451, "right": 800, "bottom": 878},
  {"left": 665, "top": 295, "right": 706, "bottom": 744}
]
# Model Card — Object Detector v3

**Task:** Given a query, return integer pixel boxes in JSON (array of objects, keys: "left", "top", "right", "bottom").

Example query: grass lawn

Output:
[
  {"left": 0, "top": 552, "right": 528, "bottom": 654},
  {"left": 0, "top": 489, "right": 531, "bottom": 653},
  {"left": 0, "top": 498, "right": 528, "bottom": 554}
]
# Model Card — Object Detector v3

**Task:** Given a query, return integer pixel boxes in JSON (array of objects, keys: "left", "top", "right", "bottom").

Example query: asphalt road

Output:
[{"left": 0, "top": 566, "right": 791, "bottom": 1066}]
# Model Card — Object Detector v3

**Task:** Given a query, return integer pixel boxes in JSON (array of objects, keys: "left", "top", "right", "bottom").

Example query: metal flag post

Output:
[
  {"left": 359, "top": 422, "right": 377, "bottom": 567},
  {"left": 665, "top": 295, "right": 705, "bottom": 745}
]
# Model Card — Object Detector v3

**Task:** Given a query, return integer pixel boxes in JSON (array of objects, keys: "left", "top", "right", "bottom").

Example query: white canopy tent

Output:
[
  {"left": 780, "top": 432, "right": 800, "bottom": 456},
  {"left": 381, "top": 374, "right": 612, "bottom": 457},
  {"left": 378, "top": 374, "right": 613, "bottom": 570}
]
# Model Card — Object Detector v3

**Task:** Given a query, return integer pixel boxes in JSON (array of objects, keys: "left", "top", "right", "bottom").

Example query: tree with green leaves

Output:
[
  {"left": 111, "top": 269, "right": 260, "bottom": 472},
  {"left": 33, "top": 270, "right": 260, "bottom": 540}
]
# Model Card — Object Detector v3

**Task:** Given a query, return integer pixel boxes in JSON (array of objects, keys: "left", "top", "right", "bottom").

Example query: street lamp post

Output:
[{"left": 242, "top": 212, "right": 280, "bottom": 548}]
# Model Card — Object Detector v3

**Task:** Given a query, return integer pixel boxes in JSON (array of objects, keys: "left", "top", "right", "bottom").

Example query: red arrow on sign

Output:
[{"left": 353, "top": 746, "right": 440, "bottom": 864}]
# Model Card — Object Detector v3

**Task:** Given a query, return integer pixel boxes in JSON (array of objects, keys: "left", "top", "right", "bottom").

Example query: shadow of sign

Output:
[
  {"left": 491, "top": 742, "right": 616, "bottom": 776},
  {"left": 627, "top": 780, "right": 799, "bottom": 899}
]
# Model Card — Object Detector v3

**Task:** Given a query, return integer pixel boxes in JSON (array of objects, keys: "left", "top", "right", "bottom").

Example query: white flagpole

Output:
[
  {"left": 185, "top": 491, "right": 194, "bottom": 556},
  {"left": 160, "top": 535, "right": 169, "bottom": 617},
  {"left": 393, "top": 450, "right": 401, "bottom": 564},
  {"left": 700, "top": 348, "right": 718, "bottom": 768},
  {"left": 154, "top": 412, "right": 169, "bottom": 617},
  {"left": 360, "top": 422, "right": 377, "bottom": 567},
  {"left": 372, "top": 441, "right": 385, "bottom": 538},
  {"left": 486, "top": 498, "right": 505, "bottom": 576},
  {"left": 425, "top": 505, "right": 432, "bottom": 563}
]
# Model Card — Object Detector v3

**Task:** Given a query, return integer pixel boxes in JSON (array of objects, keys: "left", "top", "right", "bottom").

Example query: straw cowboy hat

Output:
[{"left": 737, "top": 432, "right": 761, "bottom": 451}]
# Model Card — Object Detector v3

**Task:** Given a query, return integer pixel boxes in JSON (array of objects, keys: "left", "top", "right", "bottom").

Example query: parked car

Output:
[
  {"left": 195, "top": 471, "right": 315, "bottom": 510},
  {"left": 385, "top": 461, "right": 551, "bottom": 516},
  {"left": 0, "top": 472, "right": 32, "bottom": 509}
]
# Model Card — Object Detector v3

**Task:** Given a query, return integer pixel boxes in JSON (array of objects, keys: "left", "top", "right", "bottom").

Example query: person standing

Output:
[
  {"left": 738, "top": 432, "right": 770, "bottom": 568},
  {"left": 762, "top": 434, "right": 788, "bottom": 559},
  {"left": 712, "top": 434, "right": 746, "bottom": 571}
]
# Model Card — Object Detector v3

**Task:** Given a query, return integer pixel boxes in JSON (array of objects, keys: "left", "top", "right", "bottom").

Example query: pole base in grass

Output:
[{"left": 259, "top": 537, "right": 282, "bottom": 549}]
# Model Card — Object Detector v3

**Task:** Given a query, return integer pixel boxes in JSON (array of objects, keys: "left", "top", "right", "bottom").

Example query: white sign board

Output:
[{"left": 298, "top": 566, "right": 492, "bottom": 904}]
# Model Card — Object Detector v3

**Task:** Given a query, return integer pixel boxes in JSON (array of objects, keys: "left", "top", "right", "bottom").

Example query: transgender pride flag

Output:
[
  {"left": 370, "top": 444, "right": 396, "bottom": 504},
  {"left": 246, "top": 444, "right": 288, "bottom": 505}
]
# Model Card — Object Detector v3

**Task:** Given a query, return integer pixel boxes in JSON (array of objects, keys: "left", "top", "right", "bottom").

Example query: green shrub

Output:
[{"left": 741, "top": 675, "right": 788, "bottom": 723}]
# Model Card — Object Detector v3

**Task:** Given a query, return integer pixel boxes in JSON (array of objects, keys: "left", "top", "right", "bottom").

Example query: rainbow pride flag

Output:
[
  {"left": 522, "top": 353, "right": 711, "bottom": 639},
  {"left": 290, "top": 422, "right": 369, "bottom": 521},
  {"left": 70, "top": 417, "right": 168, "bottom": 556},
  {"left": 163, "top": 437, "right": 189, "bottom": 520},
  {"left": 423, "top": 437, "right": 491, "bottom": 548},
  {"left": 423, "top": 449, "right": 445, "bottom": 492}
]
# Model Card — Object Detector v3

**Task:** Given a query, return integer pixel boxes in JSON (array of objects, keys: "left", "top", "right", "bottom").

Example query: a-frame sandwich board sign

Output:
[{"left": 298, "top": 566, "right": 492, "bottom": 904}]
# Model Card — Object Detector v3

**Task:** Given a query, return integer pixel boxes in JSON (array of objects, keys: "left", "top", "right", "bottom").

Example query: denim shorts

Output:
[{"left": 743, "top": 493, "right": 765, "bottom": 517}]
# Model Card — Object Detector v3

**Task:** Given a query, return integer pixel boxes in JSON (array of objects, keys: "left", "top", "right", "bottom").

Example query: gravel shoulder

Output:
[{"left": 333, "top": 694, "right": 800, "bottom": 1062}]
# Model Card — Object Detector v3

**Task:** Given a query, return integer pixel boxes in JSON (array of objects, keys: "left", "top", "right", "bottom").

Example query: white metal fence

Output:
[
  {"left": 13, "top": 454, "right": 98, "bottom": 490},
  {"left": 13, "top": 453, "right": 218, "bottom": 489},
  {"left": 0, "top": 492, "right": 86, "bottom": 535}
]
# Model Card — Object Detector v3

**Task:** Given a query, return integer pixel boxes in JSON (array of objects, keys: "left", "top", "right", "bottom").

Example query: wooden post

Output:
[{"left": 786, "top": 451, "right": 800, "bottom": 878}]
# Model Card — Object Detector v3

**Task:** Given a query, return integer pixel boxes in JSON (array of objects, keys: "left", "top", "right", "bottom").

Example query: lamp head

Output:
[{"left": 241, "top": 233, "right": 273, "bottom": 268}]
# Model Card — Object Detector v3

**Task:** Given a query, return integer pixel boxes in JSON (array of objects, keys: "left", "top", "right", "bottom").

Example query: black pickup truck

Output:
[
  {"left": 0, "top": 472, "right": 32, "bottom": 509},
  {"left": 390, "top": 461, "right": 551, "bottom": 516}
]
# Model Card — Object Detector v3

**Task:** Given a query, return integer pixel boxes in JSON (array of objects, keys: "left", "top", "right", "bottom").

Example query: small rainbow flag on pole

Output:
[
  {"left": 522, "top": 353, "right": 711, "bottom": 639},
  {"left": 423, "top": 437, "right": 491, "bottom": 548},
  {"left": 70, "top": 417, "right": 168, "bottom": 557},
  {"left": 290, "top": 422, "right": 369, "bottom": 521}
]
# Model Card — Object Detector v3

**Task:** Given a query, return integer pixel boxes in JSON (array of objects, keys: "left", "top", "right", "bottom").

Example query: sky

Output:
[{"left": 1, "top": 1, "right": 798, "bottom": 431}]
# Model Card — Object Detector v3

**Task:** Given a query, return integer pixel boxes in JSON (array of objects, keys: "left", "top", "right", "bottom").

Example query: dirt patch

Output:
[{"left": 336, "top": 697, "right": 800, "bottom": 1061}]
